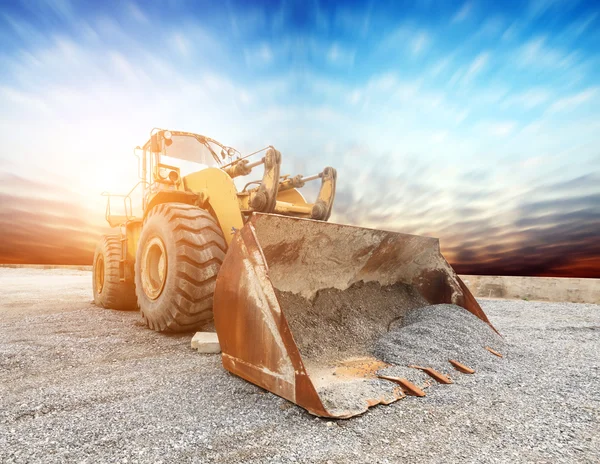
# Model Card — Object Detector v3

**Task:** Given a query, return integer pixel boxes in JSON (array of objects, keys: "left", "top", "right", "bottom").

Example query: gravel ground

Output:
[{"left": 0, "top": 268, "right": 599, "bottom": 463}]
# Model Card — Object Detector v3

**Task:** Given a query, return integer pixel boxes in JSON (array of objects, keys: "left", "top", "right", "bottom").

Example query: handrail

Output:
[{"left": 101, "top": 180, "right": 149, "bottom": 226}]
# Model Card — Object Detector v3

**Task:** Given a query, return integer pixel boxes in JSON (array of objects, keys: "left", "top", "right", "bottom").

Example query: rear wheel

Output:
[
  {"left": 135, "top": 203, "right": 226, "bottom": 332},
  {"left": 92, "top": 235, "right": 138, "bottom": 310}
]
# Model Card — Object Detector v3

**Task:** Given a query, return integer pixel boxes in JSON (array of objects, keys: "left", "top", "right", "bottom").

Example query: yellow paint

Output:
[
  {"left": 125, "top": 220, "right": 142, "bottom": 262},
  {"left": 184, "top": 168, "right": 244, "bottom": 245},
  {"left": 106, "top": 215, "right": 129, "bottom": 228},
  {"left": 274, "top": 189, "right": 312, "bottom": 217},
  {"left": 237, "top": 191, "right": 251, "bottom": 211},
  {"left": 317, "top": 177, "right": 334, "bottom": 204},
  {"left": 276, "top": 188, "right": 308, "bottom": 205},
  {"left": 274, "top": 201, "right": 312, "bottom": 216}
]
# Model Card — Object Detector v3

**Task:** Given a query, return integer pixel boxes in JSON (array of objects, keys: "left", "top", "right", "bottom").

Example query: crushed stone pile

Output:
[
  {"left": 274, "top": 281, "right": 504, "bottom": 416},
  {"left": 276, "top": 281, "right": 428, "bottom": 364},
  {"left": 374, "top": 303, "right": 505, "bottom": 376}
]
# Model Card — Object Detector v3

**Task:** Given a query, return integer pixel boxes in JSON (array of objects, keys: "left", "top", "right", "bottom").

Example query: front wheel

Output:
[{"left": 135, "top": 203, "right": 226, "bottom": 332}]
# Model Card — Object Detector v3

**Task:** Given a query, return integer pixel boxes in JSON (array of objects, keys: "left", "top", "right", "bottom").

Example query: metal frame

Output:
[{"left": 102, "top": 180, "right": 149, "bottom": 227}]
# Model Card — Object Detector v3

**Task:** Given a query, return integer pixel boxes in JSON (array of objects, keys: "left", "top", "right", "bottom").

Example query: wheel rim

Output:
[
  {"left": 141, "top": 235, "right": 168, "bottom": 300},
  {"left": 95, "top": 255, "right": 105, "bottom": 294}
]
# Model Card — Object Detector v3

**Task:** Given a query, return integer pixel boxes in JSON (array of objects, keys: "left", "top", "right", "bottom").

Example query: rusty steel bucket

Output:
[{"left": 213, "top": 213, "right": 493, "bottom": 418}]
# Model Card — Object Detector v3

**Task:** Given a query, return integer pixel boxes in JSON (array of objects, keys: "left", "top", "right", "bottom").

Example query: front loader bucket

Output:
[{"left": 213, "top": 213, "right": 493, "bottom": 418}]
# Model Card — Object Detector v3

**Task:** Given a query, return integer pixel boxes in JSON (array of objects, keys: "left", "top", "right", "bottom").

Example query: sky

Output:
[{"left": 0, "top": 0, "right": 599, "bottom": 277}]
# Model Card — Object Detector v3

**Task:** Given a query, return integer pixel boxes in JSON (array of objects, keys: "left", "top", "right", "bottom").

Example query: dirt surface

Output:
[
  {"left": 1, "top": 268, "right": 599, "bottom": 463},
  {"left": 0, "top": 268, "right": 92, "bottom": 319}
]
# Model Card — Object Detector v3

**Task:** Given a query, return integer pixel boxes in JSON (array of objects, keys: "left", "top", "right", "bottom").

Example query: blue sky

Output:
[{"left": 0, "top": 0, "right": 599, "bottom": 276}]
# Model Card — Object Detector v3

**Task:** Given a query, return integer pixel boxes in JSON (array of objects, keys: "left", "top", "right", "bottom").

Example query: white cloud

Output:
[
  {"left": 0, "top": 86, "right": 52, "bottom": 114},
  {"left": 391, "top": 81, "right": 421, "bottom": 100},
  {"left": 516, "top": 37, "right": 578, "bottom": 69},
  {"left": 566, "top": 12, "right": 598, "bottom": 37},
  {"left": 238, "top": 90, "right": 253, "bottom": 105},
  {"left": 2, "top": 1, "right": 599, "bottom": 235},
  {"left": 449, "top": 52, "right": 489, "bottom": 87},
  {"left": 3, "top": 14, "right": 44, "bottom": 42},
  {"left": 547, "top": 88, "right": 597, "bottom": 113},
  {"left": 43, "top": 0, "right": 75, "bottom": 21},
  {"left": 348, "top": 90, "right": 362, "bottom": 105},
  {"left": 379, "top": 26, "right": 433, "bottom": 58},
  {"left": 475, "top": 17, "right": 505, "bottom": 38},
  {"left": 313, "top": 106, "right": 343, "bottom": 123},
  {"left": 362, "top": 74, "right": 448, "bottom": 109},
  {"left": 481, "top": 121, "right": 517, "bottom": 137},
  {"left": 452, "top": 2, "right": 472, "bottom": 23},
  {"left": 332, "top": 72, "right": 469, "bottom": 131},
  {"left": 94, "top": 16, "right": 127, "bottom": 41},
  {"left": 368, "top": 73, "right": 399, "bottom": 92},
  {"left": 170, "top": 33, "right": 190, "bottom": 56},
  {"left": 244, "top": 43, "right": 273, "bottom": 67},
  {"left": 334, "top": 7, "right": 371, "bottom": 36},
  {"left": 327, "top": 43, "right": 355, "bottom": 66},
  {"left": 454, "top": 109, "right": 469, "bottom": 124},
  {"left": 0, "top": 22, "right": 301, "bottom": 199},
  {"left": 429, "top": 57, "right": 453, "bottom": 76},
  {"left": 520, "top": 156, "right": 544, "bottom": 168},
  {"left": 520, "top": 121, "right": 544, "bottom": 135},
  {"left": 228, "top": 7, "right": 267, "bottom": 36},
  {"left": 410, "top": 32, "right": 430, "bottom": 56},
  {"left": 467, "top": 52, "right": 489, "bottom": 77},
  {"left": 431, "top": 131, "right": 448, "bottom": 143},
  {"left": 109, "top": 51, "right": 144, "bottom": 84},
  {"left": 502, "top": 89, "right": 551, "bottom": 109},
  {"left": 127, "top": 2, "right": 148, "bottom": 23},
  {"left": 502, "top": 21, "right": 520, "bottom": 41},
  {"left": 528, "top": 0, "right": 572, "bottom": 18}
]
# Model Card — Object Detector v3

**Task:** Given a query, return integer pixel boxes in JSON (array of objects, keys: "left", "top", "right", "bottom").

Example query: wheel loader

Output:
[{"left": 93, "top": 128, "right": 496, "bottom": 418}]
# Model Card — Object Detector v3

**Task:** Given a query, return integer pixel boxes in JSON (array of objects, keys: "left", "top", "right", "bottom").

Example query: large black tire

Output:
[
  {"left": 135, "top": 203, "right": 226, "bottom": 332},
  {"left": 92, "top": 235, "right": 138, "bottom": 310}
]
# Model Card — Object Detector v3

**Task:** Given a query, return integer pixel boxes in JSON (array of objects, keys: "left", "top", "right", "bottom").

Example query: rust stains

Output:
[{"left": 261, "top": 237, "right": 305, "bottom": 266}]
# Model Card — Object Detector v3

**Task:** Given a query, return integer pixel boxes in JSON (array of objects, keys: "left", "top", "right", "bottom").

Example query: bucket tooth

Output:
[
  {"left": 449, "top": 359, "right": 475, "bottom": 374},
  {"left": 378, "top": 376, "right": 426, "bottom": 397},
  {"left": 409, "top": 365, "right": 453, "bottom": 384},
  {"left": 485, "top": 346, "right": 503, "bottom": 358}
]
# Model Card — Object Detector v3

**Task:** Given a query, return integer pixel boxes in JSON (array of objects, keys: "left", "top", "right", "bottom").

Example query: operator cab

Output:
[{"left": 142, "top": 129, "right": 239, "bottom": 191}]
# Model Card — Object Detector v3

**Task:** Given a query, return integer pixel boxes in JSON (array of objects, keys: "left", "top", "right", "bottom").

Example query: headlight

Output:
[
  {"left": 164, "top": 130, "right": 172, "bottom": 140},
  {"left": 158, "top": 167, "right": 169, "bottom": 179},
  {"left": 168, "top": 170, "right": 179, "bottom": 183}
]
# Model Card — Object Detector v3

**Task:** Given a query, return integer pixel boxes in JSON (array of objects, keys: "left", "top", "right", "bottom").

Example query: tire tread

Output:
[
  {"left": 135, "top": 203, "right": 226, "bottom": 332},
  {"left": 92, "top": 235, "right": 137, "bottom": 310}
]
